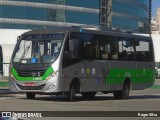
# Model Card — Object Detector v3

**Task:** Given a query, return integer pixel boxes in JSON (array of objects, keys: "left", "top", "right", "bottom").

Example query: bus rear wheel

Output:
[
  {"left": 81, "top": 92, "right": 96, "bottom": 99},
  {"left": 113, "top": 82, "right": 130, "bottom": 99},
  {"left": 26, "top": 93, "right": 35, "bottom": 99}
]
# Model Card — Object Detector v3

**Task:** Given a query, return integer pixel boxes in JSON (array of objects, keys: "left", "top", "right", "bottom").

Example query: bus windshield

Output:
[{"left": 13, "top": 33, "right": 65, "bottom": 64}]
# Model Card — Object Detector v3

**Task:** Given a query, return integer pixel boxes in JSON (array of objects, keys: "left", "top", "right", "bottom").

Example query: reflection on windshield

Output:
[{"left": 13, "top": 33, "right": 64, "bottom": 64}]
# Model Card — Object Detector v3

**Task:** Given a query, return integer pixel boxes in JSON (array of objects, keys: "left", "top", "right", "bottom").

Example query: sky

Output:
[{"left": 152, "top": 0, "right": 160, "bottom": 17}]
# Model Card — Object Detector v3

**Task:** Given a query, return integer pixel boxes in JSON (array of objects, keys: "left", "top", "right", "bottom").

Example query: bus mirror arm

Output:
[
  {"left": 17, "top": 36, "right": 21, "bottom": 42},
  {"left": 17, "top": 39, "right": 20, "bottom": 43}
]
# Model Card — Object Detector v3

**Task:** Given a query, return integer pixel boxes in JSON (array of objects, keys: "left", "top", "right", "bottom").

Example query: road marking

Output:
[
  {"left": 0, "top": 97, "right": 7, "bottom": 100},
  {"left": 153, "top": 94, "right": 160, "bottom": 96},
  {"left": 0, "top": 96, "right": 13, "bottom": 100},
  {"left": 14, "top": 94, "right": 25, "bottom": 97}
]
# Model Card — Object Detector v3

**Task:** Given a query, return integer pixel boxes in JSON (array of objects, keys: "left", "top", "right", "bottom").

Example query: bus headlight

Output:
[{"left": 46, "top": 71, "right": 58, "bottom": 81}]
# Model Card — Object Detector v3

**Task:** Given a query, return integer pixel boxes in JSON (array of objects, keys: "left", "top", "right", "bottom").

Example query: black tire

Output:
[
  {"left": 67, "top": 84, "right": 76, "bottom": 101},
  {"left": 26, "top": 93, "right": 35, "bottom": 99},
  {"left": 82, "top": 92, "right": 96, "bottom": 99},
  {"left": 113, "top": 82, "right": 130, "bottom": 99}
]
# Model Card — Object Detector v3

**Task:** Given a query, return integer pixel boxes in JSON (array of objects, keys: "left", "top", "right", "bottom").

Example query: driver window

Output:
[
  {"left": 63, "top": 34, "right": 79, "bottom": 59},
  {"left": 63, "top": 33, "right": 82, "bottom": 68}
]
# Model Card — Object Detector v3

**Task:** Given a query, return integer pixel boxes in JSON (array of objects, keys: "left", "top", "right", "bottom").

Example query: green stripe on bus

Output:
[
  {"left": 11, "top": 67, "right": 54, "bottom": 81},
  {"left": 106, "top": 68, "right": 154, "bottom": 84}
]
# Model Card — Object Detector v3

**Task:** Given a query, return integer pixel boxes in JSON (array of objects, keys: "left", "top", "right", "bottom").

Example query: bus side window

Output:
[
  {"left": 64, "top": 39, "right": 78, "bottom": 59},
  {"left": 119, "top": 39, "right": 135, "bottom": 61},
  {"left": 102, "top": 44, "right": 110, "bottom": 60},
  {"left": 121, "top": 50, "right": 128, "bottom": 60},
  {"left": 99, "top": 35, "right": 110, "bottom": 60},
  {"left": 135, "top": 40, "right": 153, "bottom": 61},
  {"left": 84, "top": 43, "right": 93, "bottom": 59}
]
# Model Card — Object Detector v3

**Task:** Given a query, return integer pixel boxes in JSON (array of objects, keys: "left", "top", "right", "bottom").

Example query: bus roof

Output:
[{"left": 21, "top": 26, "right": 151, "bottom": 40}]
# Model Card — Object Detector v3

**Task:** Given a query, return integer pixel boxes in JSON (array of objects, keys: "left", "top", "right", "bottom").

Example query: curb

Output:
[
  {"left": 0, "top": 90, "right": 19, "bottom": 95},
  {"left": 0, "top": 89, "right": 15, "bottom": 94}
]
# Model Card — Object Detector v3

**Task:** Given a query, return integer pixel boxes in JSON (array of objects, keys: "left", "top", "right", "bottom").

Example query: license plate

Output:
[{"left": 25, "top": 82, "right": 35, "bottom": 86}]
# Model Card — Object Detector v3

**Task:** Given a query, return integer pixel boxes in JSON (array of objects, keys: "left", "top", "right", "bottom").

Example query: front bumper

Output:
[{"left": 9, "top": 77, "right": 60, "bottom": 93}]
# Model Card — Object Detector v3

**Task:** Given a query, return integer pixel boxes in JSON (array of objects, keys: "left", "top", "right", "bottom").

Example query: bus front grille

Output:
[
  {"left": 16, "top": 70, "right": 45, "bottom": 77},
  {"left": 17, "top": 84, "right": 45, "bottom": 90}
]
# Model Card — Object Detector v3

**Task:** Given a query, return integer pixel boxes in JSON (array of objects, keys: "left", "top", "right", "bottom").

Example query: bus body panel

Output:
[
  {"left": 61, "top": 60, "right": 111, "bottom": 92},
  {"left": 61, "top": 60, "right": 154, "bottom": 92}
]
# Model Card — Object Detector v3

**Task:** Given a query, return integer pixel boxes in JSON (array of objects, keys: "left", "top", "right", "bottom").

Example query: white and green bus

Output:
[{"left": 9, "top": 26, "right": 154, "bottom": 101}]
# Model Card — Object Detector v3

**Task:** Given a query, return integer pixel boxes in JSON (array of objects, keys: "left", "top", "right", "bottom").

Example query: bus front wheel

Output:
[
  {"left": 113, "top": 82, "right": 130, "bottom": 99},
  {"left": 67, "top": 84, "right": 76, "bottom": 101},
  {"left": 26, "top": 93, "right": 35, "bottom": 99}
]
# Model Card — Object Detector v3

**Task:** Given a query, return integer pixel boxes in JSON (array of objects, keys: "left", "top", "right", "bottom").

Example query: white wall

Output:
[
  {"left": 0, "top": 29, "right": 29, "bottom": 44},
  {"left": 0, "top": 29, "right": 29, "bottom": 76},
  {"left": 152, "top": 34, "right": 160, "bottom": 62},
  {"left": 1, "top": 44, "right": 15, "bottom": 76}
]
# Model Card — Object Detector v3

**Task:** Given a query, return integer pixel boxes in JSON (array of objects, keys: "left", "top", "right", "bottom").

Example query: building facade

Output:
[
  {"left": 151, "top": 8, "right": 160, "bottom": 35},
  {"left": 0, "top": 0, "right": 99, "bottom": 29},
  {"left": 156, "top": 8, "right": 160, "bottom": 25},
  {"left": 111, "top": 0, "right": 151, "bottom": 33},
  {"left": 0, "top": 0, "right": 151, "bottom": 33}
]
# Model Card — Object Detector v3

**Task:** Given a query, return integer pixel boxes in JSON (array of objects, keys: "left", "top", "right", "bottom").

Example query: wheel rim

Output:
[{"left": 69, "top": 86, "right": 76, "bottom": 101}]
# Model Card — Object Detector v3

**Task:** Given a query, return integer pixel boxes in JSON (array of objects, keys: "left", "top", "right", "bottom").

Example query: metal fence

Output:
[
  {"left": 0, "top": 63, "right": 10, "bottom": 81},
  {"left": 0, "top": 56, "right": 10, "bottom": 82}
]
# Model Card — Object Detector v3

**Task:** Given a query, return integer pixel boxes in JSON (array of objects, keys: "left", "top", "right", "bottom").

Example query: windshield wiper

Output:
[{"left": 19, "top": 42, "right": 32, "bottom": 64}]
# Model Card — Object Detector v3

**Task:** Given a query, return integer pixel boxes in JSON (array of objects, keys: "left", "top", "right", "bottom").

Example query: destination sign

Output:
[{"left": 23, "top": 33, "right": 64, "bottom": 40}]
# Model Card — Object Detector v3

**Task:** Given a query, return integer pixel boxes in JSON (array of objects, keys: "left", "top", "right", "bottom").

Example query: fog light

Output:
[{"left": 48, "top": 82, "right": 57, "bottom": 91}]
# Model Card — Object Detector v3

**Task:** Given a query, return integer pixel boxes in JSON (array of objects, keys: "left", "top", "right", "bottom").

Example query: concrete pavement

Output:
[{"left": 155, "top": 78, "right": 160, "bottom": 85}]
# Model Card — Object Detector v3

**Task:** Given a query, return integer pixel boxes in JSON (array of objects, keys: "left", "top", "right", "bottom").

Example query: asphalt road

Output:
[{"left": 0, "top": 88, "right": 160, "bottom": 120}]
